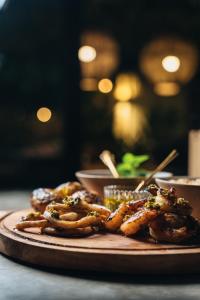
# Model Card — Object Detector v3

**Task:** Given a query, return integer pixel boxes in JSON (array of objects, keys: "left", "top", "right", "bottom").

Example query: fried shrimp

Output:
[
  {"left": 105, "top": 198, "right": 148, "bottom": 231},
  {"left": 120, "top": 209, "right": 158, "bottom": 236},
  {"left": 149, "top": 213, "right": 198, "bottom": 243},
  {"left": 105, "top": 202, "right": 130, "bottom": 231}
]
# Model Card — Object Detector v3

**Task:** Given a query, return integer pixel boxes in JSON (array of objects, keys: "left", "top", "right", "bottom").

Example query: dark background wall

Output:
[{"left": 0, "top": 0, "right": 199, "bottom": 188}]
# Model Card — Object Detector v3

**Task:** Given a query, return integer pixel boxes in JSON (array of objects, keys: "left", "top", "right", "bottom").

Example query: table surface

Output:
[{"left": 1, "top": 191, "right": 200, "bottom": 300}]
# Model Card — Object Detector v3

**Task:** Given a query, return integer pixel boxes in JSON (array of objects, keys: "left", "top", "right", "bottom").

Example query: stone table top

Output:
[{"left": 0, "top": 190, "right": 200, "bottom": 300}]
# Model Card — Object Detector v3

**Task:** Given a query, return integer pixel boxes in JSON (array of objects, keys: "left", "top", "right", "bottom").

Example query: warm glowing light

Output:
[
  {"left": 36, "top": 107, "right": 52, "bottom": 123},
  {"left": 78, "top": 45, "right": 96, "bottom": 63},
  {"left": 80, "top": 32, "right": 119, "bottom": 78},
  {"left": 113, "top": 73, "right": 141, "bottom": 101},
  {"left": 162, "top": 56, "right": 180, "bottom": 72},
  {"left": 98, "top": 78, "right": 113, "bottom": 93},
  {"left": 140, "top": 37, "right": 198, "bottom": 84},
  {"left": 154, "top": 82, "right": 180, "bottom": 96},
  {"left": 80, "top": 78, "right": 97, "bottom": 91},
  {"left": 113, "top": 102, "right": 147, "bottom": 146}
]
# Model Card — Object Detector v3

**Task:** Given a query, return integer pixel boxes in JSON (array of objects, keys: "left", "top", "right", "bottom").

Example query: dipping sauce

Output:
[{"left": 104, "top": 185, "right": 150, "bottom": 211}]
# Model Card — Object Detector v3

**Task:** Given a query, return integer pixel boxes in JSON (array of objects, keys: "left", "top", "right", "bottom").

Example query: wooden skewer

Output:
[
  {"left": 135, "top": 149, "right": 178, "bottom": 192},
  {"left": 99, "top": 150, "right": 119, "bottom": 178}
]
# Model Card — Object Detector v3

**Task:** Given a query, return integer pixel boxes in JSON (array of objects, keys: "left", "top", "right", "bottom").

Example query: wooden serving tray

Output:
[{"left": 1, "top": 209, "right": 200, "bottom": 274}]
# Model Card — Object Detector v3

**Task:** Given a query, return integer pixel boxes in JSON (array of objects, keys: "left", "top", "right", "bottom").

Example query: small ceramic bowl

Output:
[
  {"left": 75, "top": 169, "right": 172, "bottom": 197},
  {"left": 156, "top": 176, "right": 200, "bottom": 218}
]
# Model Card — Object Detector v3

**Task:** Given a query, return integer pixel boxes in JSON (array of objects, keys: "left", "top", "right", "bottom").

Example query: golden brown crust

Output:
[{"left": 30, "top": 182, "right": 83, "bottom": 213}]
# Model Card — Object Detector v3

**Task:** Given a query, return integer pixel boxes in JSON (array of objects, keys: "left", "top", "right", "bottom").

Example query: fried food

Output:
[
  {"left": 105, "top": 198, "right": 147, "bottom": 231},
  {"left": 43, "top": 210, "right": 103, "bottom": 229},
  {"left": 16, "top": 182, "right": 199, "bottom": 244},
  {"left": 17, "top": 190, "right": 111, "bottom": 235},
  {"left": 55, "top": 182, "right": 82, "bottom": 198},
  {"left": 16, "top": 219, "right": 49, "bottom": 230},
  {"left": 149, "top": 213, "right": 198, "bottom": 243},
  {"left": 30, "top": 182, "right": 83, "bottom": 213},
  {"left": 120, "top": 209, "right": 158, "bottom": 236},
  {"left": 71, "top": 190, "right": 101, "bottom": 204},
  {"left": 31, "top": 188, "right": 60, "bottom": 213},
  {"left": 59, "top": 212, "right": 79, "bottom": 221},
  {"left": 106, "top": 185, "right": 199, "bottom": 242}
]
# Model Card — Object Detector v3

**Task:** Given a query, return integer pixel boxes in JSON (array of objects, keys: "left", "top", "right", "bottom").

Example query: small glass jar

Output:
[{"left": 104, "top": 185, "right": 150, "bottom": 211}]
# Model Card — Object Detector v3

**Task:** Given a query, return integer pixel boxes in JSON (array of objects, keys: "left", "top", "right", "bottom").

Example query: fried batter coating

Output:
[{"left": 120, "top": 209, "right": 158, "bottom": 236}]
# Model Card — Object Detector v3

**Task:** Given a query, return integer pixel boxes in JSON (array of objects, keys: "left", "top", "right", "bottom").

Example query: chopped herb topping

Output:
[
  {"left": 30, "top": 212, "right": 41, "bottom": 217},
  {"left": 62, "top": 196, "right": 80, "bottom": 206},
  {"left": 146, "top": 184, "right": 158, "bottom": 196},
  {"left": 176, "top": 197, "right": 190, "bottom": 206},
  {"left": 87, "top": 211, "right": 99, "bottom": 217},
  {"left": 123, "top": 214, "right": 132, "bottom": 222},
  {"left": 50, "top": 210, "right": 59, "bottom": 219},
  {"left": 22, "top": 212, "right": 41, "bottom": 221},
  {"left": 159, "top": 188, "right": 169, "bottom": 197},
  {"left": 145, "top": 197, "right": 160, "bottom": 210}
]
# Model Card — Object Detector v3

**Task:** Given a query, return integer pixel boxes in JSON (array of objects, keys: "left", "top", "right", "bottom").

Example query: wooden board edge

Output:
[{"left": 0, "top": 211, "right": 11, "bottom": 220}]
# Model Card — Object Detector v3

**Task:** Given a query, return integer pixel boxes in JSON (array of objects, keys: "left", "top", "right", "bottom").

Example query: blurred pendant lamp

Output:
[
  {"left": 139, "top": 36, "right": 198, "bottom": 96},
  {"left": 78, "top": 31, "right": 119, "bottom": 91}
]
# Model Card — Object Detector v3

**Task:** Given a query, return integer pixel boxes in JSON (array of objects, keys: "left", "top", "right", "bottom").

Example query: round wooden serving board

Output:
[{"left": 1, "top": 209, "right": 200, "bottom": 274}]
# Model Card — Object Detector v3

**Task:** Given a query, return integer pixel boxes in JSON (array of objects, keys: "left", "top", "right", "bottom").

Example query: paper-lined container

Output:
[{"left": 188, "top": 130, "right": 200, "bottom": 176}]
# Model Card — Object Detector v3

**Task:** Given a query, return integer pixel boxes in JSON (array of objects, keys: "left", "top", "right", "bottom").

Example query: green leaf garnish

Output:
[{"left": 117, "top": 152, "right": 149, "bottom": 177}]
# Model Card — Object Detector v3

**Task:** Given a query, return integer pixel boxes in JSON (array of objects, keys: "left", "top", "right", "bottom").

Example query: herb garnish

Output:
[
  {"left": 62, "top": 196, "right": 80, "bottom": 206},
  {"left": 145, "top": 197, "right": 160, "bottom": 210},
  {"left": 50, "top": 210, "right": 59, "bottom": 219},
  {"left": 87, "top": 211, "right": 99, "bottom": 217}
]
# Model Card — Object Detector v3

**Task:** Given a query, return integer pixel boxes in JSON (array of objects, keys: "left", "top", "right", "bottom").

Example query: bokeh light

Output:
[
  {"left": 36, "top": 107, "right": 52, "bottom": 123},
  {"left": 140, "top": 37, "right": 198, "bottom": 84},
  {"left": 79, "top": 32, "right": 119, "bottom": 79},
  {"left": 78, "top": 45, "right": 96, "bottom": 63},
  {"left": 98, "top": 78, "right": 113, "bottom": 93},
  {"left": 154, "top": 82, "right": 180, "bottom": 96},
  {"left": 162, "top": 55, "right": 180, "bottom": 72},
  {"left": 113, "top": 73, "right": 141, "bottom": 101},
  {"left": 113, "top": 102, "right": 147, "bottom": 146}
]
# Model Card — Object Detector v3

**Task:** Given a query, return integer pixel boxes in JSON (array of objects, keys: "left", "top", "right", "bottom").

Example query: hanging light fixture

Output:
[
  {"left": 79, "top": 31, "right": 119, "bottom": 91},
  {"left": 140, "top": 36, "right": 198, "bottom": 96}
]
